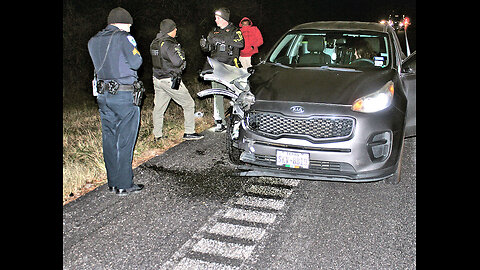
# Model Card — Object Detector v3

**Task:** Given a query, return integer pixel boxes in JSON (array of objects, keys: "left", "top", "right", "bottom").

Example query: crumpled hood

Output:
[{"left": 248, "top": 64, "right": 396, "bottom": 105}]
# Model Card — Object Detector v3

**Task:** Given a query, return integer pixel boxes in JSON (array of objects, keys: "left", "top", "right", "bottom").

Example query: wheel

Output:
[
  {"left": 225, "top": 114, "right": 243, "bottom": 165},
  {"left": 384, "top": 141, "right": 404, "bottom": 185}
]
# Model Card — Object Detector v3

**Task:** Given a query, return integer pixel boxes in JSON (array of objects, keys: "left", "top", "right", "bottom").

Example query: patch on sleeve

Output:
[
  {"left": 127, "top": 35, "right": 137, "bottom": 47},
  {"left": 234, "top": 30, "right": 243, "bottom": 42},
  {"left": 175, "top": 46, "right": 185, "bottom": 60},
  {"left": 132, "top": 48, "right": 140, "bottom": 56}
]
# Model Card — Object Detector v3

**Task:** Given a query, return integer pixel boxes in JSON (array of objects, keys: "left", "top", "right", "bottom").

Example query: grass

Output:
[{"left": 63, "top": 80, "right": 215, "bottom": 205}]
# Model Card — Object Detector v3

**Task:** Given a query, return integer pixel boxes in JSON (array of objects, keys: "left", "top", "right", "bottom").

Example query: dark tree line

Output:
[{"left": 63, "top": 0, "right": 415, "bottom": 101}]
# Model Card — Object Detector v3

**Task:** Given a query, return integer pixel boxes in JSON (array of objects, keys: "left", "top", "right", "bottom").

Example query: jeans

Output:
[{"left": 97, "top": 91, "right": 140, "bottom": 189}]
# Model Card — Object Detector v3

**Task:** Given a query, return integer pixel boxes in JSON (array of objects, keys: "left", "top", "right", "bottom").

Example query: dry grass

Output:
[{"left": 63, "top": 82, "right": 215, "bottom": 205}]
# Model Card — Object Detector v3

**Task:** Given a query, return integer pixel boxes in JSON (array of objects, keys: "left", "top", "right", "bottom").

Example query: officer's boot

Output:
[{"left": 214, "top": 120, "right": 226, "bottom": 132}]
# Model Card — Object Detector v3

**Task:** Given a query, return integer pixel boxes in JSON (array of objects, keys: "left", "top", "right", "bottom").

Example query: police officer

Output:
[
  {"left": 88, "top": 7, "right": 144, "bottom": 196},
  {"left": 200, "top": 7, "right": 244, "bottom": 132},
  {"left": 150, "top": 19, "right": 204, "bottom": 141}
]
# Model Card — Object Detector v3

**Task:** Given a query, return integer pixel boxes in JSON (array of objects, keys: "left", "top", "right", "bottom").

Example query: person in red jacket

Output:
[{"left": 238, "top": 17, "right": 263, "bottom": 69}]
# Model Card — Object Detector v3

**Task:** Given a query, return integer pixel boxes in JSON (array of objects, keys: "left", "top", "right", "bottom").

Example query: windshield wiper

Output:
[
  {"left": 268, "top": 62, "right": 292, "bottom": 69},
  {"left": 315, "top": 65, "right": 361, "bottom": 72}
]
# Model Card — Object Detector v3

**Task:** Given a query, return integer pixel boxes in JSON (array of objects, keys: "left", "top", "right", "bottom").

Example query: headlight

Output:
[
  {"left": 351, "top": 81, "right": 394, "bottom": 113},
  {"left": 237, "top": 91, "right": 255, "bottom": 110}
]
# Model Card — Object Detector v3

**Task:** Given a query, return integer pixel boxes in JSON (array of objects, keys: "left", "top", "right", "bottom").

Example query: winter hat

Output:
[
  {"left": 215, "top": 7, "right": 230, "bottom": 21},
  {"left": 107, "top": 7, "right": 133, "bottom": 24},
  {"left": 160, "top": 19, "right": 176, "bottom": 33}
]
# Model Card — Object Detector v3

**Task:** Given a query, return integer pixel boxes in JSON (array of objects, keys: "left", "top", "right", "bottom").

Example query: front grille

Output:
[{"left": 246, "top": 111, "right": 354, "bottom": 140}]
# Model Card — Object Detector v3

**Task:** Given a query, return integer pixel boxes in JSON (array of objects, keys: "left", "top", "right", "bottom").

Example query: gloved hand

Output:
[
  {"left": 200, "top": 35, "right": 207, "bottom": 48},
  {"left": 200, "top": 35, "right": 210, "bottom": 52}
]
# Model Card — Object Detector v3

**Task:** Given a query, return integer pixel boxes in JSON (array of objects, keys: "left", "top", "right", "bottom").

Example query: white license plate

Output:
[{"left": 276, "top": 150, "right": 309, "bottom": 169}]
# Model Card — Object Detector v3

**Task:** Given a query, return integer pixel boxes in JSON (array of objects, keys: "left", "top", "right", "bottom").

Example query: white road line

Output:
[
  {"left": 161, "top": 178, "right": 301, "bottom": 269},
  {"left": 223, "top": 207, "right": 277, "bottom": 224},
  {"left": 174, "top": 257, "right": 239, "bottom": 270},
  {"left": 235, "top": 195, "right": 286, "bottom": 211},
  {"left": 192, "top": 238, "right": 255, "bottom": 260},
  {"left": 255, "top": 177, "right": 300, "bottom": 187},
  {"left": 246, "top": 184, "right": 293, "bottom": 198},
  {"left": 208, "top": 222, "right": 266, "bottom": 241}
]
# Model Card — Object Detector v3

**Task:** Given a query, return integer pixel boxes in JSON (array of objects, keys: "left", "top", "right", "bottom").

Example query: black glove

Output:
[{"left": 200, "top": 35, "right": 210, "bottom": 52}]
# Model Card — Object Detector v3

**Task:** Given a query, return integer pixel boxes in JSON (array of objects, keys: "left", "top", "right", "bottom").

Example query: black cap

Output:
[
  {"left": 214, "top": 7, "right": 230, "bottom": 21},
  {"left": 160, "top": 19, "right": 176, "bottom": 33},
  {"left": 107, "top": 7, "right": 133, "bottom": 24}
]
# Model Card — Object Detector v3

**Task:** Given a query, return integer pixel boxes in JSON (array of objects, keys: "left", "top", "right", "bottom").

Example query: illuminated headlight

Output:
[{"left": 351, "top": 81, "right": 394, "bottom": 113}]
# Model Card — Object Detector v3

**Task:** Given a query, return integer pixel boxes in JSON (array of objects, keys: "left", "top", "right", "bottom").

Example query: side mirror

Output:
[
  {"left": 401, "top": 51, "right": 416, "bottom": 74},
  {"left": 401, "top": 66, "right": 414, "bottom": 74}
]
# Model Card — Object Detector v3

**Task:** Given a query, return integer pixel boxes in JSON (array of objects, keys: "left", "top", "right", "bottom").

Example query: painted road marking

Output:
[
  {"left": 174, "top": 257, "right": 239, "bottom": 270},
  {"left": 223, "top": 207, "right": 277, "bottom": 224},
  {"left": 192, "top": 238, "right": 255, "bottom": 260},
  {"left": 161, "top": 177, "right": 301, "bottom": 269},
  {"left": 235, "top": 195, "right": 285, "bottom": 211},
  {"left": 246, "top": 184, "right": 293, "bottom": 198},
  {"left": 208, "top": 222, "right": 266, "bottom": 241},
  {"left": 255, "top": 177, "right": 300, "bottom": 187}
]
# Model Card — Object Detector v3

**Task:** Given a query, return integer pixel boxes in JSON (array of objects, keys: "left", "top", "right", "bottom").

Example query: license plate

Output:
[{"left": 276, "top": 150, "right": 309, "bottom": 169}]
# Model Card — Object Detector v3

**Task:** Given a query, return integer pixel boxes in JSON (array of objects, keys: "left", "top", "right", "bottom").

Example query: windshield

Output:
[{"left": 268, "top": 31, "right": 391, "bottom": 69}]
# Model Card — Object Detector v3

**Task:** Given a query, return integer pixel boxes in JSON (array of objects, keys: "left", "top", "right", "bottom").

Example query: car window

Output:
[
  {"left": 269, "top": 34, "right": 297, "bottom": 65},
  {"left": 268, "top": 31, "right": 391, "bottom": 69}
]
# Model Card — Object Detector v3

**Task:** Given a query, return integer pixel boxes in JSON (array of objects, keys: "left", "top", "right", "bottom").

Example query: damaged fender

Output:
[
  {"left": 198, "top": 57, "right": 255, "bottom": 119},
  {"left": 197, "top": 88, "right": 239, "bottom": 100}
]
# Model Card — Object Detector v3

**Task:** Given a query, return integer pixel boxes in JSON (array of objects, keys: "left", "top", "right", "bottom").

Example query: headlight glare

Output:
[{"left": 351, "top": 81, "right": 394, "bottom": 113}]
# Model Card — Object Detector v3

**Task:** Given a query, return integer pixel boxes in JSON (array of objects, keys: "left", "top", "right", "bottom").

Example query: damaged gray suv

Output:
[{"left": 199, "top": 21, "right": 416, "bottom": 184}]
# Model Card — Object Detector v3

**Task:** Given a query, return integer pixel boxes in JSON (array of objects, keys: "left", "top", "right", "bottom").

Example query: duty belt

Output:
[
  {"left": 117, "top": 84, "right": 135, "bottom": 91},
  {"left": 97, "top": 80, "right": 134, "bottom": 94}
]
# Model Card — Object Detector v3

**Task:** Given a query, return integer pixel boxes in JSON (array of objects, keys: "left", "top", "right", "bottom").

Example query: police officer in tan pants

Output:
[
  {"left": 151, "top": 19, "right": 203, "bottom": 141},
  {"left": 152, "top": 78, "right": 200, "bottom": 140}
]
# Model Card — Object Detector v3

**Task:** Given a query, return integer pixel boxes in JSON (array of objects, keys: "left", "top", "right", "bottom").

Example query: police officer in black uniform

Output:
[
  {"left": 88, "top": 7, "right": 144, "bottom": 196},
  {"left": 200, "top": 7, "right": 244, "bottom": 132},
  {"left": 150, "top": 19, "right": 204, "bottom": 141}
]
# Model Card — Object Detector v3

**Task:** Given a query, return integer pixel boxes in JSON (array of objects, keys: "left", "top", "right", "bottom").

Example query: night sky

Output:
[{"left": 63, "top": 0, "right": 416, "bottom": 100}]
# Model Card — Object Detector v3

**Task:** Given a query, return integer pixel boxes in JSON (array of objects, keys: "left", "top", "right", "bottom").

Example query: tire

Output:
[
  {"left": 384, "top": 141, "right": 404, "bottom": 185},
  {"left": 225, "top": 115, "right": 243, "bottom": 165}
]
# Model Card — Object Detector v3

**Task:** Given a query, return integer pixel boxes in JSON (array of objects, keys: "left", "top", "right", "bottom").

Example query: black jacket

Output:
[
  {"left": 202, "top": 22, "right": 244, "bottom": 66},
  {"left": 150, "top": 32, "right": 186, "bottom": 80},
  {"left": 88, "top": 25, "right": 142, "bottom": 85}
]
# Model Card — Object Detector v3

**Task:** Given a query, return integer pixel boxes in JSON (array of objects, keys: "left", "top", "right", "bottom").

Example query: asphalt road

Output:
[{"left": 63, "top": 128, "right": 416, "bottom": 269}]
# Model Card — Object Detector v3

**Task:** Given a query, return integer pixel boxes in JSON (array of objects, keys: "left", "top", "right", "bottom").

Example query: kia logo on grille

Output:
[{"left": 290, "top": 106, "right": 305, "bottom": 113}]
